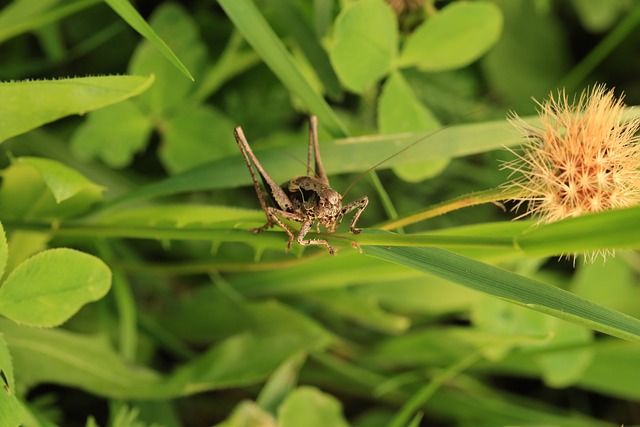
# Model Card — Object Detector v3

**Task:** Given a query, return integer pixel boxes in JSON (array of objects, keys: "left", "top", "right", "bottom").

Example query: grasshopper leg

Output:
[
  {"left": 297, "top": 219, "right": 335, "bottom": 255},
  {"left": 260, "top": 207, "right": 307, "bottom": 252},
  {"left": 341, "top": 196, "right": 369, "bottom": 234}
]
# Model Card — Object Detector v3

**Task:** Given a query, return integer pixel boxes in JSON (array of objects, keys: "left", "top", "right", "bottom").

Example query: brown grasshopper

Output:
[{"left": 234, "top": 116, "right": 368, "bottom": 255}]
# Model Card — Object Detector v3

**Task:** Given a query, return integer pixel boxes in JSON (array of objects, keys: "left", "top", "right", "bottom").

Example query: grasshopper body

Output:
[{"left": 234, "top": 116, "right": 368, "bottom": 254}]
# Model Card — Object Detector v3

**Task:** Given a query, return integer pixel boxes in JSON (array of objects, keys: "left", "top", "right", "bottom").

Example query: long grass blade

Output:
[
  {"left": 217, "top": 0, "right": 347, "bottom": 137},
  {"left": 364, "top": 245, "right": 640, "bottom": 343}
]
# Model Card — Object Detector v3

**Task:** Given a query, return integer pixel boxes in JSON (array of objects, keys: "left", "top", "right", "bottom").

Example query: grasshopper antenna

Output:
[{"left": 341, "top": 124, "right": 453, "bottom": 198}]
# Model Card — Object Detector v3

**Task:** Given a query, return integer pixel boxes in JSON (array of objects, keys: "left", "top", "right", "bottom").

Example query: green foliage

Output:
[
  {"left": 0, "top": 75, "right": 154, "bottom": 142},
  {"left": 399, "top": 2, "right": 503, "bottom": 71},
  {"left": 1, "top": 0, "right": 640, "bottom": 425},
  {"left": 378, "top": 71, "right": 446, "bottom": 182},
  {"left": 70, "top": 101, "right": 153, "bottom": 168},
  {"left": 329, "top": 0, "right": 398, "bottom": 93},
  {"left": 363, "top": 245, "right": 640, "bottom": 343},
  {"left": 278, "top": 387, "right": 350, "bottom": 427},
  {"left": 3, "top": 299, "right": 328, "bottom": 398},
  {"left": 0, "top": 249, "right": 111, "bottom": 327},
  {"left": 0, "top": 335, "right": 21, "bottom": 427},
  {"left": 0, "top": 157, "right": 103, "bottom": 220}
]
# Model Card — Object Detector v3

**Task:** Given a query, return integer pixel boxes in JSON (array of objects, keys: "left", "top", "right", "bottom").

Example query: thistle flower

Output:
[{"left": 502, "top": 85, "right": 640, "bottom": 260}]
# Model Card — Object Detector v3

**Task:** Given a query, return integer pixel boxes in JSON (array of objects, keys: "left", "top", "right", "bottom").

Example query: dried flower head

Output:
[{"left": 502, "top": 85, "right": 640, "bottom": 260}]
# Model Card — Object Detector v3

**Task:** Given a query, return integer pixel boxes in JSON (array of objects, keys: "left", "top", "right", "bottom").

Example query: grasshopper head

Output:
[{"left": 317, "top": 190, "right": 343, "bottom": 232}]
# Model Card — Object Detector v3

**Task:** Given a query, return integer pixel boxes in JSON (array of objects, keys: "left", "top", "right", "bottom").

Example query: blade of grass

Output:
[
  {"left": 97, "top": 117, "right": 535, "bottom": 212},
  {"left": 217, "top": 0, "right": 347, "bottom": 137},
  {"left": 96, "top": 241, "right": 137, "bottom": 361},
  {"left": 272, "top": 0, "right": 342, "bottom": 97},
  {"left": 0, "top": 0, "right": 101, "bottom": 44},
  {"left": 516, "top": 204, "right": 640, "bottom": 255},
  {"left": 363, "top": 245, "right": 640, "bottom": 343},
  {"left": 389, "top": 351, "right": 482, "bottom": 427},
  {"left": 104, "top": 0, "right": 194, "bottom": 81}
]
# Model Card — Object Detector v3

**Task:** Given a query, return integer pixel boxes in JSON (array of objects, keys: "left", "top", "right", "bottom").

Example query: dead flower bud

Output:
[{"left": 502, "top": 84, "right": 640, "bottom": 261}]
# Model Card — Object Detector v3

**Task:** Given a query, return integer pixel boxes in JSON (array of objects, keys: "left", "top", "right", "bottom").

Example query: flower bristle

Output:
[{"left": 502, "top": 85, "right": 640, "bottom": 261}]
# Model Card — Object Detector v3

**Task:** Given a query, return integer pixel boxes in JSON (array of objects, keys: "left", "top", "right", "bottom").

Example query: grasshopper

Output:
[{"left": 234, "top": 116, "right": 368, "bottom": 255}]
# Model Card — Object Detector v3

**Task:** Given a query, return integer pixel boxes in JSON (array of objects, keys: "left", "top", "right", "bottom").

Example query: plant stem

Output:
[
  {"left": 388, "top": 351, "right": 482, "bottom": 427},
  {"left": 377, "top": 186, "right": 523, "bottom": 230}
]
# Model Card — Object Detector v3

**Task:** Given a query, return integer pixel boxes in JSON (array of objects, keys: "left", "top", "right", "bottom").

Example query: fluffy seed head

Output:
[{"left": 502, "top": 85, "right": 640, "bottom": 260}]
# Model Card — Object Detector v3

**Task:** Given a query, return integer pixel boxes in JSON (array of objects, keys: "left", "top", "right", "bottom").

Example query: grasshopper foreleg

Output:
[
  {"left": 297, "top": 218, "right": 335, "bottom": 255},
  {"left": 264, "top": 208, "right": 335, "bottom": 254},
  {"left": 341, "top": 196, "right": 369, "bottom": 234}
]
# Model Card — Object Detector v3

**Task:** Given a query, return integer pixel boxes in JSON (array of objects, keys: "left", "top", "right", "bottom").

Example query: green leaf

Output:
[
  {"left": 128, "top": 3, "right": 206, "bottom": 114},
  {"left": 0, "top": 75, "right": 155, "bottom": 143},
  {"left": 329, "top": 0, "right": 397, "bottom": 93},
  {"left": 3, "top": 300, "right": 328, "bottom": 399},
  {"left": 168, "top": 301, "right": 331, "bottom": 392},
  {"left": 104, "top": 0, "right": 194, "bottom": 81},
  {"left": 159, "top": 105, "right": 237, "bottom": 174},
  {"left": 536, "top": 319, "right": 593, "bottom": 388},
  {"left": 366, "top": 326, "right": 548, "bottom": 368},
  {"left": 572, "top": 257, "right": 638, "bottom": 315},
  {"left": 377, "top": 71, "right": 448, "bottom": 182},
  {"left": 278, "top": 386, "right": 350, "bottom": 427},
  {"left": 0, "top": 335, "right": 21, "bottom": 427},
  {"left": 378, "top": 71, "right": 441, "bottom": 133},
  {"left": 171, "top": 332, "right": 321, "bottom": 394},
  {"left": 570, "top": 0, "right": 631, "bottom": 32},
  {"left": 216, "top": 401, "right": 276, "bottom": 427},
  {"left": 358, "top": 276, "right": 481, "bottom": 316},
  {"left": 1, "top": 319, "right": 163, "bottom": 397},
  {"left": 0, "top": 158, "right": 103, "bottom": 220},
  {"left": 217, "top": 0, "right": 348, "bottom": 137},
  {"left": 71, "top": 101, "right": 153, "bottom": 168},
  {"left": 363, "top": 245, "right": 640, "bottom": 343},
  {"left": 17, "top": 157, "right": 104, "bottom": 203},
  {"left": 86, "top": 417, "right": 99, "bottom": 427},
  {"left": 0, "top": 248, "right": 112, "bottom": 327},
  {"left": 399, "top": 2, "right": 503, "bottom": 71},
  {"left": 471, "top": 295, "right": 593, "bottom": 384},
  {"left": 303, "top": 288, "right": 410, "bottom": 334},
  {"left": 5, "top": 232, "right": 50, "bottom": 281},
  {"left": 257, "top": 353, "right": 306, "bottom": 413}
]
